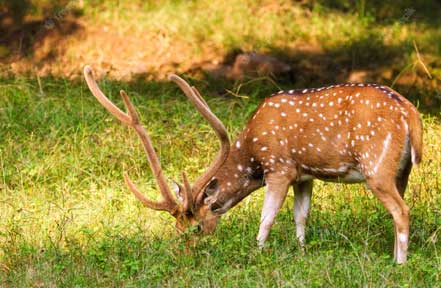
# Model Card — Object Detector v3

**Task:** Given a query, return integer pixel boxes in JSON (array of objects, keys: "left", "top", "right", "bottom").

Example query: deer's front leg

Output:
[
  {"left": 293, "top": 180, "right": 313, "bottom": 247},
  {"left": 257, "top": 172, "right": 293, "bottom": 248}
]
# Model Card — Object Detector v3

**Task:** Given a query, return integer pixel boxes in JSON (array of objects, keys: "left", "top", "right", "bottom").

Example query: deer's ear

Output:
[
  {"left": 203, "top": 179, "right": 219, "bottom": 205},
  {"left": 205, "top": 179, "right": 219, "bottom": 196},
  {"left": 172, "top": 181, "right": 183, "bottom": 202}
]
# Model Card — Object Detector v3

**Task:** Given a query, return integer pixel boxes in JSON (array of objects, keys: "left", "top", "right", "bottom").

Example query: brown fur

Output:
[
  {"left": 197, "top": 83, "right": 422, "bottom": 264},
  {"left": 86, "top": 65, "right": 423, "bottom": 264}
]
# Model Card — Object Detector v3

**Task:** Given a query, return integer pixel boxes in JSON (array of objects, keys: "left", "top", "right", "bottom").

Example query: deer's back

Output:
[{"left": 244, "top": 84, "right": 416, "bottom": 182}]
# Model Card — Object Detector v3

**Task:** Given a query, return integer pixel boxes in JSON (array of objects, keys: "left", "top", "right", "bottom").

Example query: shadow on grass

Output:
[
  {"left": 190, "top": 30, "right": 440, "bottom": 116},
  {"left": 0, "top": 2, "right": 84, "bottom": 64}
]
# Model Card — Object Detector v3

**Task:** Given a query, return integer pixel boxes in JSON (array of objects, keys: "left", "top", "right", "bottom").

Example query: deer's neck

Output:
[{"left": 211, "top": 132, "right": 264, "bottom": 213}]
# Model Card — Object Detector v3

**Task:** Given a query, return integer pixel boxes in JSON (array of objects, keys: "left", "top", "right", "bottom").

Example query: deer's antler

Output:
[
  {"left": 84, "top": 66, "right": 230, "bottom": 215},
  {"left": 168, "top": 75, "right": 231, "bottom": 203},
  {"left": 84, "top": 66, "right": 180, "bottom": 214}
]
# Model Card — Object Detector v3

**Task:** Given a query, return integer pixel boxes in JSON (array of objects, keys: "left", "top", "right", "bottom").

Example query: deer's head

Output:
[{"left": 84, "top": 66, "right": 231, "bottom": 234}]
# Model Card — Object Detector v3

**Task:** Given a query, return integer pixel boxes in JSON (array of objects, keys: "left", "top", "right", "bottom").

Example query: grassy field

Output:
[{"left": 1, "top": 1, "right": 441, "bottom": 287}]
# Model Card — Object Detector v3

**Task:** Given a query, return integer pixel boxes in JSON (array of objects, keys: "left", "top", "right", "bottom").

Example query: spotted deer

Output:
[{"left": 84, "top": 66, "right": 422, "bottom": 264}]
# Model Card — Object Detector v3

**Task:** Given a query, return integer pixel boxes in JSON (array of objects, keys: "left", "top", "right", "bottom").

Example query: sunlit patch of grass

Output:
[
  {"left": 82, "top": 0, "right": 441, "bottom": 58},
  {"left": 0, "top": 74, "right": 440, "bottom": 286},
  {"left": 87, "top": 0, "right": 303, "bottom": 49}
]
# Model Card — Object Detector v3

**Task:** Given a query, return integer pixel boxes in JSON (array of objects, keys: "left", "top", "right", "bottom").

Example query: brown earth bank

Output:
[{"left": 0, "top": 4, "right": 440, "bottom": 111}]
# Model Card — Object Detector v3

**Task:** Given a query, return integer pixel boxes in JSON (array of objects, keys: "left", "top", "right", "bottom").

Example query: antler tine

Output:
[
  {"left": 168, "top": 74, "right": 230, "bottom": 201},
  {"left": 119, "top": 90, "right": 178, "bottom": 209},
  {"left": 84, "top": 66, "right": 132, "bottom": 125},
  {"left": 124, "top": 172, "right": 174, "bottom": 211},
  {"left": 168, "top": 75, "right": 228, "bottom": 141},
  {"left": 191, "top": 86, "right": 209, "bottom": 108},
  {"left": 84, "top": 65, "right": 178, "bottom": 214}
]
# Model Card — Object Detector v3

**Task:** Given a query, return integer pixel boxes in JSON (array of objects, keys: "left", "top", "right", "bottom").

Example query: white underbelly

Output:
[{"left": 298, "top": 169, "right": 365, "bottom": 183}]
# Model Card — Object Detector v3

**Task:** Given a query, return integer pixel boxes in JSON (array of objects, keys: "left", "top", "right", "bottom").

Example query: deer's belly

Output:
[{"left": 298, "top": 168, "right": 365, "bottom": 183}]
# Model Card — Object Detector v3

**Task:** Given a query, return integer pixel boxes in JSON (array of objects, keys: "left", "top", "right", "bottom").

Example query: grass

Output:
[
  {"left": 1, "top": 0, "right": 441, "bottom": 287},
  {"left": 1, "top": 75, "right": 440, "bottom": 287}
]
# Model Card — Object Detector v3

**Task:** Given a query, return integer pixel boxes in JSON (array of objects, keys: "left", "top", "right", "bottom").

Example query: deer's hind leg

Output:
[
  {"left": 365, "top": 173, "right": 410, "bottom": 264},
  {"left": 359, "top": 130, "right": 411, "bottom": 263}
]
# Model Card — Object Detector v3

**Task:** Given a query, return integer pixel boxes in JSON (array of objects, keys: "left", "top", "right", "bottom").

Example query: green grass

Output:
[
  {"left": 1, "top": 0, "right": 441, "bottom": 287},
  {"left": 0, "top": 75, "right": 440, "bottom": 287}
]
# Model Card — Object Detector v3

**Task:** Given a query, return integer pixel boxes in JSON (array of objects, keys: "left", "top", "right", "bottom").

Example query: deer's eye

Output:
[{"left": 209, "top": 201, "right": 223, "bottom": 212}]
